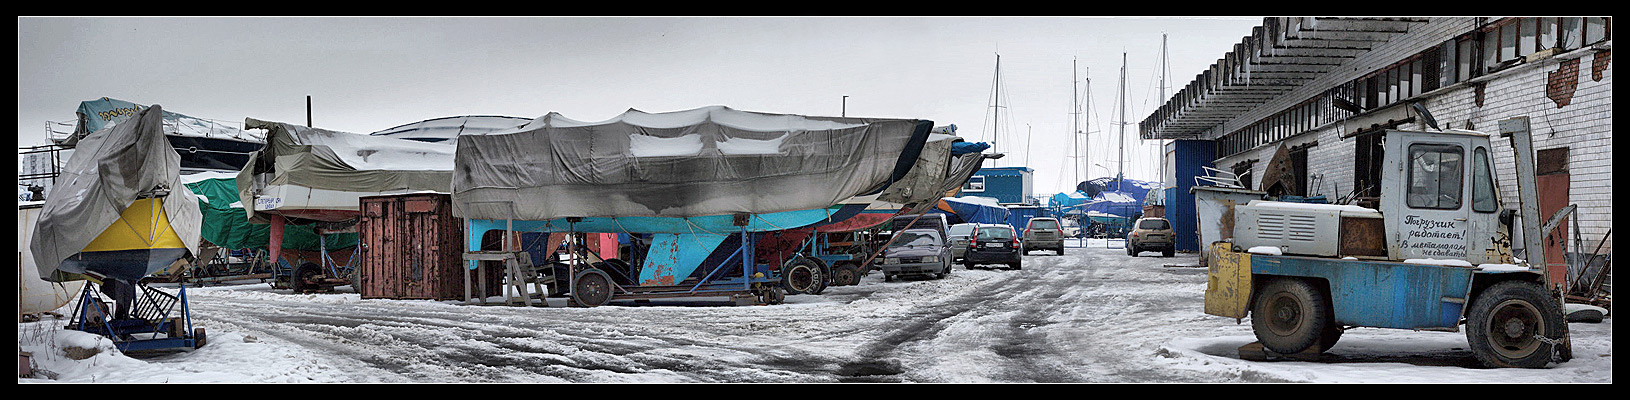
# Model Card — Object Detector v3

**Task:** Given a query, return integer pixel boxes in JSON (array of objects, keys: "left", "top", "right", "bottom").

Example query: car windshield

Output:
[
  {"left": 1138, "top": 219, "right": 1170, "bottom": 230},
  {"left": 1029, "top": 219, "right": 1059, "bottom": 230},
  {"left": 948, "top": 224, "right": 978, "bottom": 237},
  {"left": 889, "top": 230, "right": 942, "bottom": 248},
  {"left": 975, "top": 227, "right": 1013, "bottom": 241}
]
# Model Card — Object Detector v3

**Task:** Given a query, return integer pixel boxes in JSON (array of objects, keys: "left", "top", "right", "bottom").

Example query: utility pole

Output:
[
  {"left": 306, "top": 95, "right": 313, "bottom": 127},
  {"left": 842, "top": 95, "right": 848, "bottom": 117}
]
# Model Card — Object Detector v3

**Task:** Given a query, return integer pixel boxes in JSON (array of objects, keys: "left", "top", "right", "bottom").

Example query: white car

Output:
[{"left": 1060, "top": 219, "right": 1082, "bottom": 238}]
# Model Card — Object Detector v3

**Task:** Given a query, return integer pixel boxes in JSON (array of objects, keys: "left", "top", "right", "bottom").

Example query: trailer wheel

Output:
[
  {"left": 781, "top": 258, "right": 823, "bottom": 295},
  {"left": 193, "top": 327, "right": 207, "bottom": 349},
  {"left": 571, "top": 269, "right": 613, "bottom": 307},
  {"left": 291, "top": 263, "right": 322, "bottom": 294},
  {"left": 1251, "top": 278, "right": 1331, "bottom": 354},
  {"left": 1466, "top": 280, "right": 1565, "bottom": 368},
  {"left": 833, "top": 265, "right": 859, "bottom": 286}
]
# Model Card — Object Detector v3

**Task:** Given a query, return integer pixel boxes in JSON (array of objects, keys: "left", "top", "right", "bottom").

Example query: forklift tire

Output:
[
  {"left": 1466, "top": 280, "right": 1566, "bottom": 368},
  {"left": 571, "top": 269, "right": 613, "bottom": 308},
  {"left": 781, "top": 258, "right": 823, "bottom": 295},
  {"left": 1251, "top": 277, "right": 1331, "bottom": 355},
  {"left": 193, "top": 328, "right": 207, "bottom": 349}
]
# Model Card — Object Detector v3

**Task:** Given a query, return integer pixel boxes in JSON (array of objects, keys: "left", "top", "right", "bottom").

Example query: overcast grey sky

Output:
[{"left": 17, "top": 16, "right": 1263, "bottom": 195}]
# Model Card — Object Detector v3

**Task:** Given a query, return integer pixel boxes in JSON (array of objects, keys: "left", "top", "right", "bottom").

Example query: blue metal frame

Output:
[
  {"left": 69, "top": 283, "right": 198, "bottom": 351},
  {"left": 1250, "top": 255, "right": 1482, "bottom": 330}
]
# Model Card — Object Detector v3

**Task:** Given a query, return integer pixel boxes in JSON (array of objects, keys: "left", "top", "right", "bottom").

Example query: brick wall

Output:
[{"left": 1210, "top": 18, "right": 1612, "bottom": 255}]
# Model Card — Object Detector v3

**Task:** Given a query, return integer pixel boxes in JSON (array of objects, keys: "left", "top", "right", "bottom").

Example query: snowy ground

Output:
[{"left": 18, "top": 239, "right": 1613, "bottom": 383}]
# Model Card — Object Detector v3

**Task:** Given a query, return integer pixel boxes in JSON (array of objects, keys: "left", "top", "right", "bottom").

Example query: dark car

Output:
[
  {"left": 878, "top": 228, "right": 953, "bottom": 281},
  {"left": 963, "top": 224, "right": 1022, "bottom": 270}
]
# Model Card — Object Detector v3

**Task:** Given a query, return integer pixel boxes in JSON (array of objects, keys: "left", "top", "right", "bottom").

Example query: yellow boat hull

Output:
[{"left": 60, "top": 198, "right": 190, "bottom": 282}]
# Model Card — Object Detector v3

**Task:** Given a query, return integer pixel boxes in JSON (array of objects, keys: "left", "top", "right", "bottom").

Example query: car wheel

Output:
[
  {"left": 1009, "top": 262, "right": 1021, "bottom": 270},
  {"left": 1128, "top": 246, "right": 1138, "bottom": 257},
  {"left": 1163, "top": 248, "right": 1175, "bottom": 257}
]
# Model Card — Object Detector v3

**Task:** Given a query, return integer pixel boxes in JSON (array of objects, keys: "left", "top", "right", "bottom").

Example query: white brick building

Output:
[{"left": 1141, "top": 17, "right": 1611, "bottom": 259}]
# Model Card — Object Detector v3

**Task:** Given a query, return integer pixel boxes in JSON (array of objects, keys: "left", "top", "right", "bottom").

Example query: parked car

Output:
[
  {"left": 948, "top": 223, "right": 980, "bottom": 261},
  {"left": 878, "top": 228, "right": 953, "bottom": 281},
  {"left": 1022, "top": 217, "right": 1065, "bottom": 255},
  {"left": 1127, "top": 217, "right": 1175, "bottom": 257},
  {"left": 1060, "top": 219, "right": 1082, "bottom": 238},
  {"left": 963, "top": 224, "right": 1022, "bottom": 270}
]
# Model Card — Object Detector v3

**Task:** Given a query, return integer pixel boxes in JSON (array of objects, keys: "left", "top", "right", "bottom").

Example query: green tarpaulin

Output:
[{"left": 185, "top": 176, "right": 355, "bottom": 251}]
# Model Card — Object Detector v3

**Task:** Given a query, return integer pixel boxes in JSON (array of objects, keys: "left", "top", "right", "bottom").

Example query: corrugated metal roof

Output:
[{"left": 1139, "top": 17, "right": 1430, "bottom": 140}]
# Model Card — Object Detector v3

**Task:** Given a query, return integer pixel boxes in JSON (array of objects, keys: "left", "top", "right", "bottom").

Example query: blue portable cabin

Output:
[
  {"left": 957, "top": 166, "right": 1033, "bottom": 206},
  {"left": 1006, "top": 205, "right": 1044, "bottom": 232}
]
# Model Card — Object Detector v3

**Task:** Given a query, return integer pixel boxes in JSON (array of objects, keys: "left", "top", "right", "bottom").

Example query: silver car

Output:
[
  {"left": 879, "top": 228, "right": 953, "bottom": 281},
  {"left": 948, "top": 223, "right": 980, "bottom": 260}
]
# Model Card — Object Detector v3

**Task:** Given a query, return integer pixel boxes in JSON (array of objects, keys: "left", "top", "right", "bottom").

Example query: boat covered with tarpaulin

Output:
[
  {"left": 452, "top": 106, "right": 936, "bottom": 234},
  {"left": 236, "top": 118, "right": 462, "bottom": 223},
  {"left": 30, "top": 105, "right": 203, "bottom": 283},
  {"left": 451, "top": 106, "right": 936, "bottom": 289}
]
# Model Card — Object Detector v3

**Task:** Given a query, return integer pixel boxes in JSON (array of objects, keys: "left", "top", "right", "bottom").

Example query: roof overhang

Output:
[{"left": 1139, "top": 17, "right": 1431, "bottom": 140}]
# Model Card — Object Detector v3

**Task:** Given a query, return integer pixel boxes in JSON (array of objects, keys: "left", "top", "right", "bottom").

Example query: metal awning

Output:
[{"left": 1139, "top": 17, "right": 1430, "bottom": 140}]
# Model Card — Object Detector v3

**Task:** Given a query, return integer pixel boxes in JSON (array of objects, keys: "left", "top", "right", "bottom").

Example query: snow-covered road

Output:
[{"left": 19, "top": 241, "right": 1613, "bottom": 383}]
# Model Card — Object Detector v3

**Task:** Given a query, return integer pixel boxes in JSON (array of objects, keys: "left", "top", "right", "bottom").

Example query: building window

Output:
[
  {"left": 963, "top": 176, "right": 986, "bottom": 193},
  {"left": 1406, "top": 144, "right": 1464, "bottom": 210},
  {"left": 1561, "top": 17, "right": 1583, "bottom": 49},
  {"left": 1584, "top": 17, "right": 1610, "bottom": 45}
]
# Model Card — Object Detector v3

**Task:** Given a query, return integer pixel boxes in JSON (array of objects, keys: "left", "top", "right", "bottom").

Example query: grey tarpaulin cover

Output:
[
  {"left": 237, "top": 118, "right": 458, "bottom": 223},
  {"left": 453, "top": 106, "right": 933, "bottom": 221},
  {"left": 875, "top": 131, "right": 989, "bottom": 206},
  {"left": 31, "top": 105, "right": 202, "bottom": 281}
]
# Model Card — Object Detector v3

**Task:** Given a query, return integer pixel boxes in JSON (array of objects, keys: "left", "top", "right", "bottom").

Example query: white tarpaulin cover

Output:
[
  {"left": 31, "top": 105, "right": 202, "bottom": 282},
  {"left": 368, "top": 115, "right": 532, "bottom": 143},
  {"left": 453, "top": 106, "right": 933, "bottom": 221},
  {"left": 236, "top": 118, "right": 459, "bottom": 223}
]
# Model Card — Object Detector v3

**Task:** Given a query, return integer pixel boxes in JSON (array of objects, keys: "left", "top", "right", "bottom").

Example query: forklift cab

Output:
[{"left": 1378, "top": 129, "right": 1513, "bottom": 265}]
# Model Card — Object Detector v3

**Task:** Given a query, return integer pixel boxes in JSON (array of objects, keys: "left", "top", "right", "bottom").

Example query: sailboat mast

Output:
[
  {"left": 1157, "top": 33, "right": 1169, "bottom": 190},
  {"left": 993, "top": 54, "right": 1001, "bottom": 165},
  {"left": 1072, "top": 58, "right": 1080, "bottom": 186},
  {"left": 1117, "top": 52, "right": 1127, "bottom": 193}
]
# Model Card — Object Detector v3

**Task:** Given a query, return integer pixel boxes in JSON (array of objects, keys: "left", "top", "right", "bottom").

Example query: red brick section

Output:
[
  {"left": 1546, "top": 57, "right": 1580, "bottom": 108},
  {"left": 1592, "top": 49, "right": 1611, "bottom": 81}
]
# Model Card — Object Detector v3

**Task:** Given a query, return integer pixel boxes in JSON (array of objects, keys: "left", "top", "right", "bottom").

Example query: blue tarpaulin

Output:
[
  {"left": 1049, "top": 177, "right": 1160, "bottom": 218},
  {"left": 931, "top": 196, "right": 1010, "bottom": 225}
]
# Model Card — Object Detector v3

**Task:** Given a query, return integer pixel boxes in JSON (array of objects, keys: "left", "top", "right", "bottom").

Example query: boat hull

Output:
[{"left": 70, "top": 198, "right": 191, "bottom": 282}]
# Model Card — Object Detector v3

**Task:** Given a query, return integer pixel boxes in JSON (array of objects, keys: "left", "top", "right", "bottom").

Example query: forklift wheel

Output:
[
  {"left": 1466, "top": 280, "right": 1566, "bottom": 368},
  {"left": 1251, "top": 278, "right": 1331, "bottom": 355}
]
